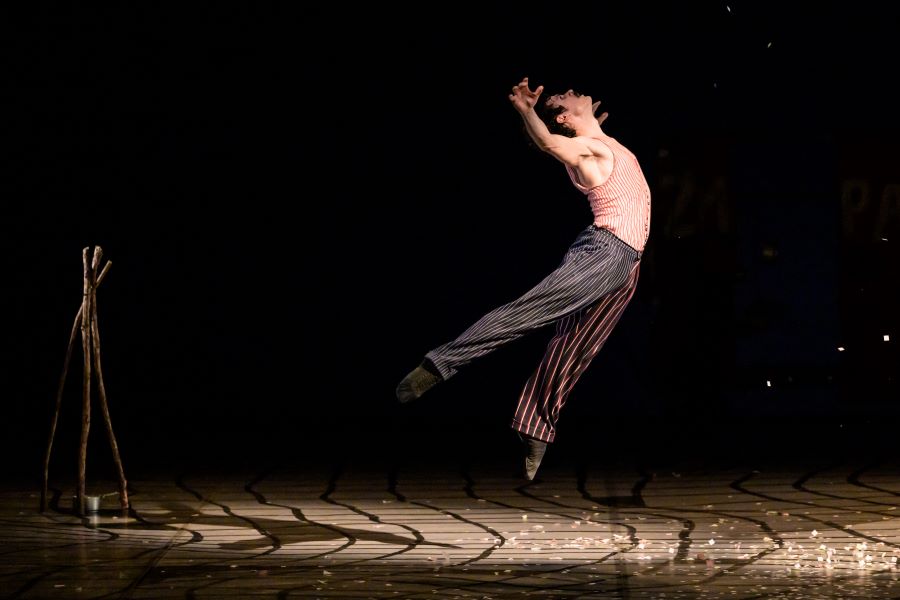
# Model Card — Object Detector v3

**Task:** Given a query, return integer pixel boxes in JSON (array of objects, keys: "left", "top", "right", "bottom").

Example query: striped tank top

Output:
[{"left": 564, "top": 134, "right": 651, "bottom": 252}]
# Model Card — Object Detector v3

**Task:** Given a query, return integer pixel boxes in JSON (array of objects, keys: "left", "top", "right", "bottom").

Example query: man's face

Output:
[{"left": 545, "top": 89, "right": 592, "bottom": 116}]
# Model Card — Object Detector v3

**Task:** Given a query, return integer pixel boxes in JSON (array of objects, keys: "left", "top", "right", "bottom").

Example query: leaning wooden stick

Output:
[
  {"left": 41, "top": 260, "right": 111, "bottom": 512},
  {"left": 41, "top": 303, "right": 82, "bottom": 512},
  {"left": 76, "top": 248, "right": 94, "bottom": 515},
  {"left": 90, "top": 255, "right": 129, "bottom": 509}
]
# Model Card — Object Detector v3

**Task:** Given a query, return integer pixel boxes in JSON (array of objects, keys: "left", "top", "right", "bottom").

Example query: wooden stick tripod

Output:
[{"left": 40, "top": 246, "right": 130, "bottom": 515}]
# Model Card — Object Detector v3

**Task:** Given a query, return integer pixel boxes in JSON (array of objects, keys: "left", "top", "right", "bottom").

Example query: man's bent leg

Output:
[{"left": 512, "top": 262, "right": 641, "bottom": 443}]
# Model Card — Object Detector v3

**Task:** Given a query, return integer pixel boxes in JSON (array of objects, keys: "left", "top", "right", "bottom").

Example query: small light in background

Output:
[
  {"left": 837, "top": 347, "right": 845, "bottom": 352},
  {"left": 766, "top": 380, "right": 772, "bottom": 387},
  {"left": 884, "top": 335, "right": 890, "bottom": 342}
]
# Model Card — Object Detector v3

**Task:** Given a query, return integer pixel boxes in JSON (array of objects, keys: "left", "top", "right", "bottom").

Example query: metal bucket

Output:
[{"left": 84, "top": 495, "right": 101, "bottom": 512}]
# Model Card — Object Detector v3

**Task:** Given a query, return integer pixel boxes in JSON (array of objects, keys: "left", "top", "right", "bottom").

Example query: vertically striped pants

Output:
[{"left": 424, "top": 225, "right": 641, "bottom": 443}]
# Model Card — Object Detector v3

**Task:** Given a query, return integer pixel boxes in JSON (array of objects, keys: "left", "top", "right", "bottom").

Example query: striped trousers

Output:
[{"left": 424, "top": 225, "right": 641, "bottom": 443}]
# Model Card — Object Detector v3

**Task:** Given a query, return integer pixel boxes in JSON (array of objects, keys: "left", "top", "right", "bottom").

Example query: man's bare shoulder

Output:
[{"left": 574, "top": 135, "right": 614, "bottom": 159}]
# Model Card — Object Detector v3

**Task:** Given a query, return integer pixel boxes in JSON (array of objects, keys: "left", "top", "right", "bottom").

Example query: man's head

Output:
[{"left": 536, "top": 89, "right": 595, "bottom": 137}]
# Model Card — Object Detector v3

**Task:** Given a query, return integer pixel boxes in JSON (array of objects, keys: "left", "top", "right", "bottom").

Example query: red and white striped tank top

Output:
[{"left": 564, "top": 134, "right": 651, "bottom": 252}]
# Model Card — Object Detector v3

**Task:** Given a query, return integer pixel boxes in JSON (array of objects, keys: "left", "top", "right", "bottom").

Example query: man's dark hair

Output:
[
  {"left": 519, "top": 93, "right": 579, "bottom": 152},
  {"left": 535, "top": 98, "right": 577, "bottom": 138}
]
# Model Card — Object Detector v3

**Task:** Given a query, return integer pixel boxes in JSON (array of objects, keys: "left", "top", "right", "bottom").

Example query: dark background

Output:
[{"left": 3, "top": 3, "right": 898, "bottom": 482}]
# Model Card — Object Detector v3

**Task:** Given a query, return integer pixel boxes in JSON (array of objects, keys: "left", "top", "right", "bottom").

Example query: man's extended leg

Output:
[
  {"left": 424, "top": 235, "right": 634, "bottom": 381},
  {"left": 396, "top": 228, "right": 637, "bottom": 404}
]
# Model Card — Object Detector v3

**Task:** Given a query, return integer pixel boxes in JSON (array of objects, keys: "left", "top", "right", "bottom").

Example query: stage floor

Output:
[{"left": 3, "top": 461, "right": 900, "bottom": 598}]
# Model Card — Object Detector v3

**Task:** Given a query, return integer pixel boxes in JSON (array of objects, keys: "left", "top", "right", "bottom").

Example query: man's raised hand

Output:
[
  {"left": 592, "top": 99, "right": 609, "bottom": 127},
  {"left": 509, "top": 77, "right": 543, "bottom": 114}
]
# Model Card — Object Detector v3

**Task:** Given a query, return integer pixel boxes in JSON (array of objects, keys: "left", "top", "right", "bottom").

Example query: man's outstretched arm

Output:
[{"left": 508, "top": 77, "right": 589, "bottom": 167}]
